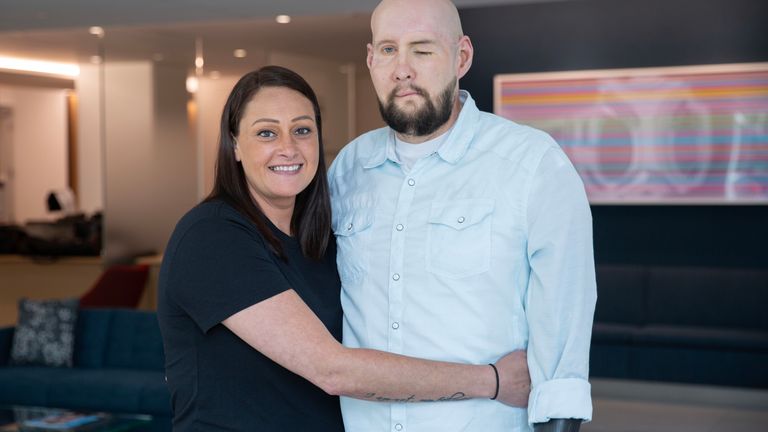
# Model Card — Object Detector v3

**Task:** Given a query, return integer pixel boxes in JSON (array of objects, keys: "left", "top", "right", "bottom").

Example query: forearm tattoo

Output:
[{"left": 363, "top": 392, "right": 469, "bottom": 403}]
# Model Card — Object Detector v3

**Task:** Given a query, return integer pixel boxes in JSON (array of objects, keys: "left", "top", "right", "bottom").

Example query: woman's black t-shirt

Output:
[{"left": 157, "top": 199, "right": 344, "bottom": 431}]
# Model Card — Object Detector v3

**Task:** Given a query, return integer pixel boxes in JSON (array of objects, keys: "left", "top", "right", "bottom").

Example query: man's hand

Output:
[{"left": 494, "top": 350, "right": 531, "bottom": 407}]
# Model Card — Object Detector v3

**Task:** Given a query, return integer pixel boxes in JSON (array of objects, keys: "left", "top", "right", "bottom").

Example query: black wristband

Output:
[{"left": 489, "top": 363, "right": 500, "bottom": 400}]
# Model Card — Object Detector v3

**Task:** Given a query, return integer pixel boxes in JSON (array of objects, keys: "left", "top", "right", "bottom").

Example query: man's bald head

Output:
[
  {"left": 366, "top": 0, "right": 473, "bottom": 141},
  {"left": 371, "top": 0, "right": 464, "bottom": 44}
]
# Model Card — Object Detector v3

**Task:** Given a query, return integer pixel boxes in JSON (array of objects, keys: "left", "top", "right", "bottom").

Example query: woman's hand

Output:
[{"left": 494, "top": 350, "right": 531, "bottom": 407}]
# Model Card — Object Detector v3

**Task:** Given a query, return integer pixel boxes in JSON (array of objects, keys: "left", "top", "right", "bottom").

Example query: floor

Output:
[{"left": 584, "top": 379, "right": 768, "bottom": 432}]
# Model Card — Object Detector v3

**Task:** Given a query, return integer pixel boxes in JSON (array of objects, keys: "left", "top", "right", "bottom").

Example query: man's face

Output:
[{"left": 367, "top": 4, "right": 462, "bottom": 138}]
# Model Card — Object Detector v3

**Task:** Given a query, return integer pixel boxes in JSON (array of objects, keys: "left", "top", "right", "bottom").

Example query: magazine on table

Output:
[{"left": 19, "top": 412, "right": 109, "bottom": 431}]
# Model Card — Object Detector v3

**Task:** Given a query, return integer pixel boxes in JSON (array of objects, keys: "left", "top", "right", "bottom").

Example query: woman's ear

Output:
[{"left": 233, "top": 138, "right": 242, "bottom": 162}]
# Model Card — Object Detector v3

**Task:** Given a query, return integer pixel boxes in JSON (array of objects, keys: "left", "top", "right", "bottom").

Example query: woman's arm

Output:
[{"left": 223, "top": 289, "right": 530, "bottom": 407}]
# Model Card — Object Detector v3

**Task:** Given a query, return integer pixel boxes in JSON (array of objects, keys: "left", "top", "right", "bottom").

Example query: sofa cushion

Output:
[
  {"left": 73, "top": 309, "right": 113, "bottom": 368},
  {"left": 0, "top": 366, "right": 63, "bottom": 406},
  {"left": 646, "top": 267, "right": 768, "bottom": 329},
  {"left": 72, "top": 309, "right": 165, "bottom": 371},
  {"left": 0, "top": 327, "right": 13, "bottom": 366},
  {"left": 10, "top": 298, "right": 79, "bottom": 367},
  {"left": 594, "top": 265, "right": 646, "bottom": 325},
  {"left": 0, "top": 367, "right": 169, "bottom": 416},
  {"left": 103, "top": 310, "right": 164, "bottom": 371},
  {"left": 47, "top": 369, "right": 169, "bottom": 415},
  {"left": 630, "top": 345, "right": 768, "bottom": 389},
  {"left": 634, "top": 325, "right": 768, "bottom": 351},
  {"left": 591, "top": 323, "right": 637, "bottom": 343}
]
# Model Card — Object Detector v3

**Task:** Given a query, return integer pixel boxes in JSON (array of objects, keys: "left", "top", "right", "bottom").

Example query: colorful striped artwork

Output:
[{"left": 494, "top": 63, "right": 768, "bottom": 204}]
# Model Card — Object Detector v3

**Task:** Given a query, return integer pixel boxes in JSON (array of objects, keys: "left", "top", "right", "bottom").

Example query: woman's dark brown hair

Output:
[{"left": 205, "top": 65, "right": 331, "bottom": 260}]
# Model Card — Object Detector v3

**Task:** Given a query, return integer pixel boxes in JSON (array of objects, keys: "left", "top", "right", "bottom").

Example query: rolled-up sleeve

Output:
[{"left": 524, "top": 144, "right": 597, "bottom": 425}]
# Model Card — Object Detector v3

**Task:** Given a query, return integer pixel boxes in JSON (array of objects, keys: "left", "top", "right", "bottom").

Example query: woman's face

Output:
[{"left": 234, "top": 86, "right": 319, "bottom": 214}]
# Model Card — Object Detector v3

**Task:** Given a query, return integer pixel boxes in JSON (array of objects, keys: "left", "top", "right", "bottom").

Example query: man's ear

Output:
[{"left": 456, "top": 35, "right": 474, "bottom": 80}]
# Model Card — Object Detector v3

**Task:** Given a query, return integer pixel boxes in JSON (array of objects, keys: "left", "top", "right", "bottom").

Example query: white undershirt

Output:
[{"left": 394, "top": 129, "right": 452, "bottom": 173}]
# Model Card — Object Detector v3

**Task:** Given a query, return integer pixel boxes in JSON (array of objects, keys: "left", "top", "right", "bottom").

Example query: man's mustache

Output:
[{"left": 388, "top": 86, "right": 428, "bottom": 101}]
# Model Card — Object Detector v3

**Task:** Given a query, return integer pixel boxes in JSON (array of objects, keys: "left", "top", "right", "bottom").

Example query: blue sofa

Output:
[
  {"left": 0, "top": 308, "right": 171, "bottom": 416},
  {"left": 590, "top": 265, "right": 768, "bottom": 388}
]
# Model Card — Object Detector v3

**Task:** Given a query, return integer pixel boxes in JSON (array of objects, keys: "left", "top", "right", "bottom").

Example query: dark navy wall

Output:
[{"left": 459, "top": 0, "right": 768, "bottom": 268}]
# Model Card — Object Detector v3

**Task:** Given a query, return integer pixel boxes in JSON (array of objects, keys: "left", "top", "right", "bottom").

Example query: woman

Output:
[{"left": 157, "top": 65, "right": 529, "bottom": 431}]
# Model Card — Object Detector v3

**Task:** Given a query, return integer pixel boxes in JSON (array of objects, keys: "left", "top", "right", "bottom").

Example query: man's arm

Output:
[{"left": 524, "top": 142, "right": 597, "bottom": 427}]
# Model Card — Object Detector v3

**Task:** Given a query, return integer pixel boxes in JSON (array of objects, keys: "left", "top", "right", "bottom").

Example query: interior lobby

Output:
[{"left": 0, "top": 0, "right": 766, "bottom": 431}]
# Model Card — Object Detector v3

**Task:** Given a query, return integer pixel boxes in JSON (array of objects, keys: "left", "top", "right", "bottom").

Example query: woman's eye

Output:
[
  {"left": 382, "top": 46, "right": 395, "bottom": 55},
  {"left": 415, "top": 51, "right": 432, "bottom": 56},
  {"left": 256, "top": 130, "right": 276, "bottom": 138},
  {"left": 294, "top": 127, "right": 312, "bottom": 136}
]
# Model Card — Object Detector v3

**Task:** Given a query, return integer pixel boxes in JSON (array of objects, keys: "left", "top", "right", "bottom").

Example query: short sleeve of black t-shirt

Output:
[{"left": 164, "top": 203, "right": 289, "bottom": 333}]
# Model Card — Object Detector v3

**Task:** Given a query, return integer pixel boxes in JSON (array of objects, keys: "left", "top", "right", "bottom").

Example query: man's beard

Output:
[{"left": 377, "top": 79, "right": 456, "bottom": 137}]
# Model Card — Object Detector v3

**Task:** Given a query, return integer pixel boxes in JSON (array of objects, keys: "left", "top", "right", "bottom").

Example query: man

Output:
[{"left": 328, "top": 0, "right": 596, "bottom": 430}]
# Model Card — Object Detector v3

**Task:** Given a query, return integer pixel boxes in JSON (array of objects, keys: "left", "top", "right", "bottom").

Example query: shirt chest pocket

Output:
[
  {"left": 427, "top": 199, "right": 494, "bottom": 278},
  {"left": 334, "top": 209, "right": 374, "bottom": 284}
]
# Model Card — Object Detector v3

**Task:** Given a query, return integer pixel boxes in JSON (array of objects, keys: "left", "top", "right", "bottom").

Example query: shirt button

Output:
[
  {"left": 395, "top": 224, "right": 404, "bottom": 231},
  {"left": 407, "top": 179, "right": 416, "bottom": 186},
  {"left": 457, "top": 216, "right": 466, "bottom": 224},
  {"left": 395, "top": 424, "right": 403, "bottom": 431},
  {"left": 392, "top": 273, "right": 401, "bottom": 281},
  {"left": 392, "top": 322, "right": 400, "bottom": 330},
  {"left": 346, "top": 223, "right": 353, "bottom": 231}
]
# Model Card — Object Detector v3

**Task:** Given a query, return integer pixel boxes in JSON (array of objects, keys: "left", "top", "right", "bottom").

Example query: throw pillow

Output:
[{"left": 10, "top": 298, "right": 79, "bottom": 367}]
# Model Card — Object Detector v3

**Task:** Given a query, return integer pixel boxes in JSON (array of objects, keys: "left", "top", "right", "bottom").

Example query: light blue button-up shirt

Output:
[{"left": 329, "top": 91, "right": 596, "bottom": 432}]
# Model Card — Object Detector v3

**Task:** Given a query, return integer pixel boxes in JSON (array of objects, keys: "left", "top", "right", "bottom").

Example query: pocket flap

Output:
[
  {"left": 334, "top": 210, "right": 374, "bottom": 237},
  {"left": 428, "top": 199, "right": 494, "bottom": 230}
]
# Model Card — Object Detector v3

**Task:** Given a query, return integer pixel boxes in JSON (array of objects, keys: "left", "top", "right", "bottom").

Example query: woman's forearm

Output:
[
  {"left": 323, "top": 346, "right": 496, "bottom": 402},
  {"left": 224, "top": 289, "right": 530, "bottom": 406}
]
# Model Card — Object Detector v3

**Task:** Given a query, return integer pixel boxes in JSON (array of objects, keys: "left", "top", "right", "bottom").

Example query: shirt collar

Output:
[
  {"left": 363, "top": 90, "right": 479, "bottom": 169},
  {"left": 436, "top": 90, "right": 478, "bottom": 164}
]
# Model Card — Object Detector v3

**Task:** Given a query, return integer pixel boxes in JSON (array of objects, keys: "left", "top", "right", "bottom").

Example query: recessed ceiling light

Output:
[
  {"left": 88, "top": 26, "right": 104, "bottom": 38},
  {"left": 195, "top": 56, "right": 204, "bottom": 69},
  {"left": 233, "top": 49, "right": 247, "bottom": 59},
  {"left": 276, "top": 15, "right": 291, "bottom": 24},
  {"left": 186, "top": 76, "right": 199, "bottom": 94}
]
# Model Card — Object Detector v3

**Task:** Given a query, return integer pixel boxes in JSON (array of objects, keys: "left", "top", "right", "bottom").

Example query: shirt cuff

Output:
[{"left": 527, "top": 378, "right": 593, "bottom": 425}]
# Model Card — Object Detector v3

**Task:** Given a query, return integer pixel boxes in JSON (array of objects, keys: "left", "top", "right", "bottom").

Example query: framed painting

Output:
[{"left": 494, "top": 63, "right": 768, "bottom": 204}]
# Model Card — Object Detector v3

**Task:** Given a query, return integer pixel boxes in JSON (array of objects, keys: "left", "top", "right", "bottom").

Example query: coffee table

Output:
[{"left": 0, "top": 406, "right": 171, "bottom": 432}]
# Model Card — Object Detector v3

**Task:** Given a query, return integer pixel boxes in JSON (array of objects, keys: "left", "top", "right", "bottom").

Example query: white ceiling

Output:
[
  {"left": 0, "top": 0, "right": 561, "bottom": 31},
  {"left": 0, "top": 0, "right": 565, "bottom": 77}
]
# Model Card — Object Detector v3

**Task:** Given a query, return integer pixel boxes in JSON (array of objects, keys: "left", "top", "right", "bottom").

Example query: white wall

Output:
[
  {"left": 102, "top": 61, "right": 197, "bottom": 263},
  {"left": 355, "top": 65, "right": 385, "bottom": 138},
  {"left": 75, "top": 64, "right": 104, "bottom": 216},
  {"left": 196, "top": 75, "right": 240, "bottom": 200},
  {"left": 0, "top": 105, "right": 13, "bottom": 223},
  {"left": 0, "top": 85, "right": 68, "bottom": 224}
]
